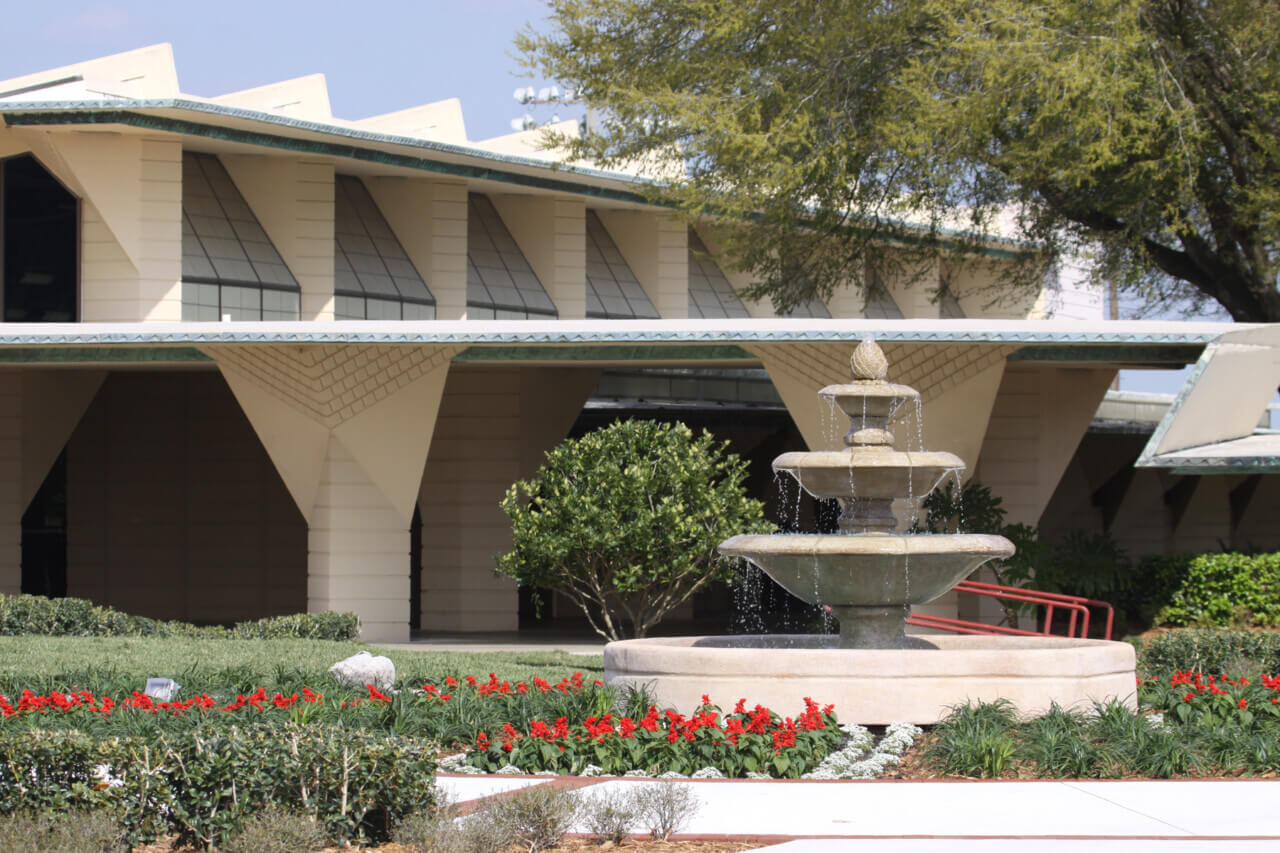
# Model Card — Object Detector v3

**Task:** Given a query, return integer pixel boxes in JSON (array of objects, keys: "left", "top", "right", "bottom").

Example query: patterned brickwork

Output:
[
  {"left": 203, "top": 344, "right": 460, "bottom": 429},
  {"left": 750, "top": 341, "right": 1017, "bottom": 402}
]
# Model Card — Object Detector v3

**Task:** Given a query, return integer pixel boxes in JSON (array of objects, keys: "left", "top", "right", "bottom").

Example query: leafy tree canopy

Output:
[
  {"left": 497, "top": 419, "right": 771, "bottom": 640},
  {"left": 520, "top": 0, "right": 1280, "bottom": 320}
]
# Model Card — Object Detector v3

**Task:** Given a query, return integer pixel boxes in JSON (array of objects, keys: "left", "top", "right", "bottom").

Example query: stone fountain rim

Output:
[
  {"left": 819, "top": 381, "right": 920, "bottom": 400},
  {"left": 719, "top": 531, "right": 1015, "bottom": 557},
  {"left": 772, "top": 449, "right": 966, "bottom": 469}
]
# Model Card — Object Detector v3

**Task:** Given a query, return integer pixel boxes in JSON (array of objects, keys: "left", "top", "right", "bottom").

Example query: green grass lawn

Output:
[{"left": 0, "top": 636, "right": 604, "bottom": 696}]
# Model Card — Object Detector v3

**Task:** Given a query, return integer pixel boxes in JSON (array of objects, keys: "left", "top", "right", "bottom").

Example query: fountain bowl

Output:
[
  {"left": 719, "top": 532, "right": 1015, "bottom": 607},
  {"left": 604, "top": 634, "right": 1137, "bottom": 725},
  {"left": 772, "top": 450, "right": 963, "bottom": 500}
]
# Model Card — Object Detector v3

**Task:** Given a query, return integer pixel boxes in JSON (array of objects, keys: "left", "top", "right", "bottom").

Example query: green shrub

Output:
[
  {"left": 0, "top": 593, "right": 358, "bottom": 641},
  {"left": 1137, "top": 628, "right": 1280, "bottom": 676},
  {"left": 0, "top": 810, "right": 125, "bottom": 853},
  {"left": 498, "top": 419, "right": 772, "bottom": 640},
  {"left": 1158, "top": 553, "right": 1280, "bottom": 628},
  {"left": 0, "top": 724, "right": 437, "bottom": 849}
]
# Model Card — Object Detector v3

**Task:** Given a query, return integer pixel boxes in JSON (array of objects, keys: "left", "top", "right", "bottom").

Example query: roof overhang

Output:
[
  {"left": 1137, "top": 325, "right": 1280, "bottom": 474},
  {"left": 0, "top": 318, "right": 1232, "bottom": 369}
]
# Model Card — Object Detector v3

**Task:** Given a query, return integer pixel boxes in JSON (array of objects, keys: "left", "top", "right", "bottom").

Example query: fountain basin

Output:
[
  {"left": 604, "top": 634, "right": 1137, "bottom": 725},
  {"left": 719, "top": 533, "right": 1014, "bottom": 607},
  {"left": 773, "top": 450, "right": 963, "bottom": 500}
]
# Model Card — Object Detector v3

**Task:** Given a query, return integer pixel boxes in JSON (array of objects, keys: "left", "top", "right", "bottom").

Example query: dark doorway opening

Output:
[
  {"left": 2, "top": 154, "right": 78, "bottom": 322},
  {"left": 22, "top": 449, "right": 68, "bottom": 598},
  {"left": 410, "top": 502, "right": 423, "bottom": 631}
]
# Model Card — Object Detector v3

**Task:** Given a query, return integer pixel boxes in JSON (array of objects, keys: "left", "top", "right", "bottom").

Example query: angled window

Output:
[
  {"left": 466, "top": 194, "right": 557, "bottom": 319},
  {"left": 779, "top": 297, "right": 830, "bottom": 319},
  {"left": 862, "top": 274, "right": 904, "bottom": 319},
  {"left": 1, "top": 155, "right": 78, "bottom": 322},
  {"left": 333, "top": 175, "right": 435, "bottom": 321},
  {"left": 687, "top": 230, "right": 750, "bottom": 319},
  {"left": 181, "top": 152, "right": 300, "bottom": 321},
  {"left": 939, "top": 288, "right": 965, "bottom": 319},
  {"left": 585, "top": 211, "right": 658, "bottom": 319}
]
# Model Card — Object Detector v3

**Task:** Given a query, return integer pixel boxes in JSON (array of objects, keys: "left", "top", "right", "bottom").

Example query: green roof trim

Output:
[
  {"left": 0, "top": 346, "right": 211, "bottom": 363},
  {"left": 454, "top": 344, "right": 756, "bottom": 363},
  {"left": 2, "top": 109, "right": 656, "bottom": 205},
  {"left": 1009, "top": 344, "right": 1204, "bottom": 365},
  {"left": 1, "top": 101, "right": 1031, "bottom": 259}
]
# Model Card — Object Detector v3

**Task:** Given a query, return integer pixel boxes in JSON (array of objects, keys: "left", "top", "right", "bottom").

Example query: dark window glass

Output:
[
  {"left": 181, "top": 152, "right": 300, "bottom": 320},
  {"left": 333, "top": 175, "right": 434, "bottom": 320},
  {"left": 585, "top": 211, "right": 658, "bottom": 319},
  {"left": 466, "top": 194, "right": 557, "bottom": 319},
  {"left": 2, "top": 155, "right": 78, "bottom": 322},
  {"left": 687, "top": 230, "right": 750, "bottom": 319}
]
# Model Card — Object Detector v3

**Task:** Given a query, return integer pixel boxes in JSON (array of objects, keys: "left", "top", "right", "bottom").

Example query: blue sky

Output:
[
  {"left": 0, "top": 0, "right": 561, "bottom": 141},
  {"left": 0, "top": 2, "right": 1245, "bottom": 400}
]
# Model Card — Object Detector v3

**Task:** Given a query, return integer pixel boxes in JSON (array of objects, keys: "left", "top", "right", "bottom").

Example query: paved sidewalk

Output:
[{"left": 437, "top": 774, "right": 1280, "bottom": 851}]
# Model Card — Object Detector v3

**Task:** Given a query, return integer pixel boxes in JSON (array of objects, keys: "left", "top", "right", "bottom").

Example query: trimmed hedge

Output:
[
  {"left": 0, "top": 724, "right": 436, "bottom": 848},
  {"left": 1158, "top": 553, "right": 1280, "bottom": 628},
  {"left": 0, "top": 594, "right": 359, "bottom": 641},
  {"left": 1137, "top": 628, "right": 1280, "bottom": 676}
]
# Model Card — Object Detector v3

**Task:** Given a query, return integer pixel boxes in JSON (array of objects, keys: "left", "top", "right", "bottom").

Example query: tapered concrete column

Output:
[
  {"left": 492, "top": 195, "right": 587, "bottom": 318},
  {"left": 208, "top": 343, "right": 458, "bottom": 642},
  {"left": 16, "top": 132, "right": 184, "bottom": 322},
  {"left": 0, "top": 370, "right": 106, "bottom": 594},
  {"left": 222, "top": 155, "right": 336, "bottom": 320},
  {"left": 366, "top": 178, "right": 469, "bottom": 320},
  {"left": 309, "top": 438, "right": 412, "bottom": 640}
]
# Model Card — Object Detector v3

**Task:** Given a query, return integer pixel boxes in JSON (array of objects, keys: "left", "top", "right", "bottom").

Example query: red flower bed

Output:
[
  {"left": 463, "top": 694, "right": 841, "bottom": 778},
  {"left": 1139, "top": 670, "right": 1280, "bottom": 726}
]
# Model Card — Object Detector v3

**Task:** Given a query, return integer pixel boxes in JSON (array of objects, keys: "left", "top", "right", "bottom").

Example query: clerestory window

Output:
[
  {"left": 333, "top": 175, "right": 435, "bottom": 320},
  {"left": 687, "top": 230, "right": 751, "bottom": 319},
  {"left": 0, "top": 154, "right": 78, "bottom": 322},
  {"left": 466, "top": 194, "right": 557, "bottom": 320},
  {"left": 181, "top": 152, "right": 300, "bottom": 321},
  {"left": 585, "top": 211, "right": 659, "bottom": 319}
]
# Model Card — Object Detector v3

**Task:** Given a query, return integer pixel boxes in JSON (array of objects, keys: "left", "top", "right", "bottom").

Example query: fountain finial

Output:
[{"left": 850, "top": 338, "right": 888, "bottom": 382}]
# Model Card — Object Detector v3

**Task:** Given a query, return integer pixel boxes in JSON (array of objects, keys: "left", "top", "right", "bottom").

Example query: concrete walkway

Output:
[
  {"left": 438, "top": 774, "right": 1280, "bottom": 851},
  {"left": 374, "top": 632, "right": 607, "bottom": 656}
]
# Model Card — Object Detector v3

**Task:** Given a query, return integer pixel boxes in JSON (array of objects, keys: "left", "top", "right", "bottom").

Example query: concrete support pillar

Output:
[
  {"left": 973, "top": 365, "right": 1116, "bottom": 525},
  {"left": 0, "top": 370, "right": 105, "bottom": 595},
  {"left": 208, "top": 343, "right": 459, "bottom": 642},
  {"left": 366, "top": 178, "right": 469, "bottom": 320},
  {"left": 596, "top": 210, "right": 688, "bottom": 318},
  {"left": 22, "top": 132, "right": 184, "bottom": 322},
  {"left": 309, "top": 437, "right": 411, "bottom": 640},
  {"left": 491, "top": 195, "right": 586, "bottom": 319},
  {"left": 419, "top": 366, "right": 601, "bottom": 632},
  {"left": 222, "top": 155, "right": 336, "bottom": 320}
]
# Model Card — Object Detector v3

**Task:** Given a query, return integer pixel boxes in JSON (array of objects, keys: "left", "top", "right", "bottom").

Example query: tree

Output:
[
  {"left": 520, "top": 0, "right": 1280, "bottom": 320},
  {"left": 496, "top": 420, "right": 772, "bottom": 640}
]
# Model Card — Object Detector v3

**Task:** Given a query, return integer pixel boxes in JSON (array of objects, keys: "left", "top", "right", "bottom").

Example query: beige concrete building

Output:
[{"left": 0, "top": 47, "right": 1259, "bottom": 642}]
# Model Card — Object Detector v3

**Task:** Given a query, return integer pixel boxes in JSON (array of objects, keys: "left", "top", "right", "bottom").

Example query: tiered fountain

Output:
[{"left": 605, "top": 339, "right": 1136, "bottom": 724}]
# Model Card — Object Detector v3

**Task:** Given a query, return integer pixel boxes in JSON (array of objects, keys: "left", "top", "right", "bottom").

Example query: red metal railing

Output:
[{"left": 905, "top": 580, "right": 1115, "bottom": 640}]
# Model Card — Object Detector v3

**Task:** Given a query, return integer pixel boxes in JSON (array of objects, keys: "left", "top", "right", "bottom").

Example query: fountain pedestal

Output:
[{"left": 604, "top": 635, "right": 1137, "bottom": 725}]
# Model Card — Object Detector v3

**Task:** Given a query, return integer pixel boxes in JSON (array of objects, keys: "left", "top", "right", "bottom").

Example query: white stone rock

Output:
[{"left": 329, "top": 650, "right": 396, "bottom": 690}]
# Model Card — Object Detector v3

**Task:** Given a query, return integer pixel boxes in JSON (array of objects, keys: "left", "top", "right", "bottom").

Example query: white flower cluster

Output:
[
  {"left": 495, "top": 764, "right": 526, "bottom": 775},
  {"left": 623, "top": 769, "right": 651, "bottom": 777},
  {"left": 657, "top": 770, "right": 689, "bottom": 779},
  {"left": 580, "top": 764, "right": 605, "bottom": 777},
  {"left": 801, "top": 721, "right": 922, "bottom": 780},
  {"left": 438, "top": 753, "right": 484, "bottom": 775},
  {"left": 690, "top": 766, "right": 725, "bottom": 779}
]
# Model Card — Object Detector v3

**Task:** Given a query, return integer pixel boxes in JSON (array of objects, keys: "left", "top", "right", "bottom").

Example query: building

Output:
[{"left": 0, "top": 46, "right": 1265, "bottom": 642}]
